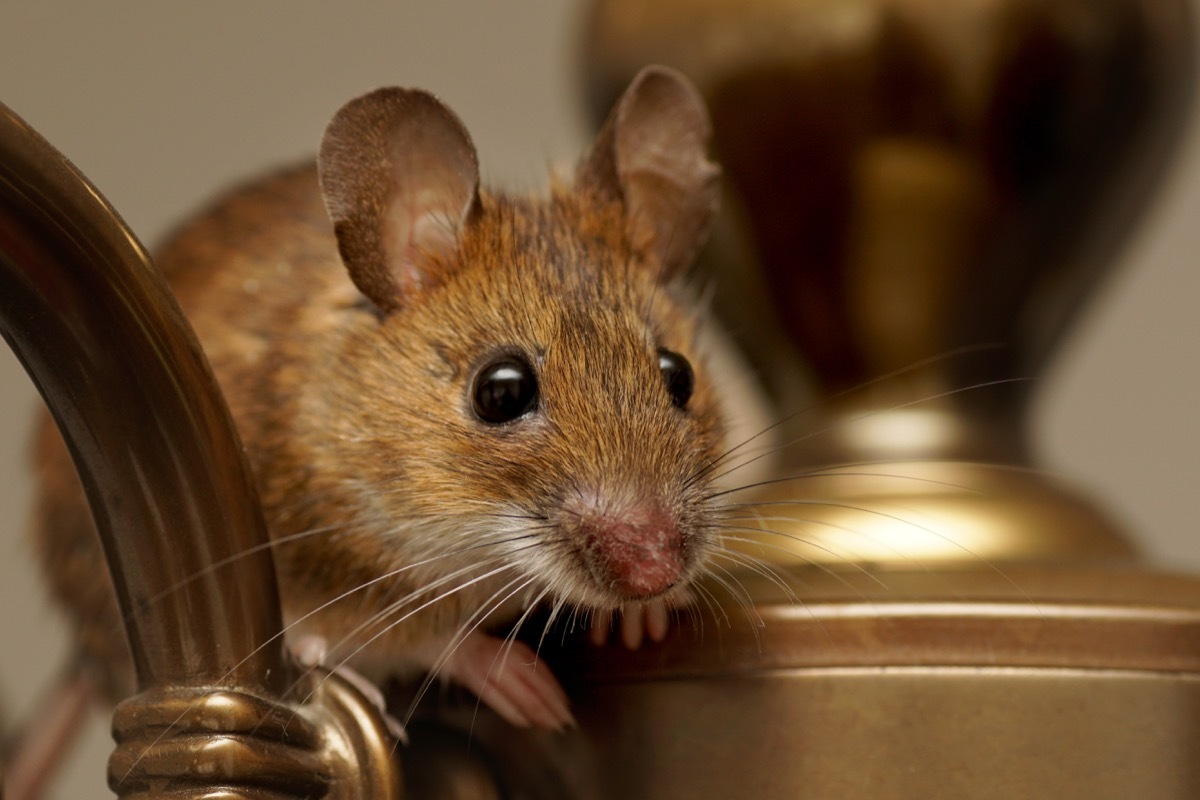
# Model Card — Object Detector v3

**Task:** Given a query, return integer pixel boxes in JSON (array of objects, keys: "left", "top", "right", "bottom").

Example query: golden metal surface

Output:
[
  {"left": 734, "top": 461, "right": 1137, "bottom": 566},
  {"left": 548, "top": 564, "right": 1200, "bottom": 799},
  {"left": 109, "top": 671, "right": 402, "bottom": 799},
  {"left": 573, "top": 669, "right": 1200, "bottom": 799},
  {"left": 0, "top": 102, "right": 402, "bottom": 799}
]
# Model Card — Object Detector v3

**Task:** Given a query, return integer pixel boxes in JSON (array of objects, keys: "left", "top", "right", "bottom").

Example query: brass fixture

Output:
[
  {"left": 0, "top": 101, "right": 402, "bottom": 799},
  {"left": 0, "top": 0, "right": 1195, "bottom": 796}
]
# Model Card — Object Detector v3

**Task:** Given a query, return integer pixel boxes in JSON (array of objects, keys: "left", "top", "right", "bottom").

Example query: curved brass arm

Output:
[
  {"left": 0, "top": 103, "right": 402, "bottom": 798},
  {"left": 0, "top": 100, "right": 282, "bottom": 698}
]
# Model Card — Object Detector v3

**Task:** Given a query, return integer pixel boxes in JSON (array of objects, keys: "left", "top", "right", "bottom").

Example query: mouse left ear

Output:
[
  {"left": 318, "top": 87, "right": 481, "bottom": 313},
  {"left": 578, "top": 66, "right": 720, "bottom": 282}
]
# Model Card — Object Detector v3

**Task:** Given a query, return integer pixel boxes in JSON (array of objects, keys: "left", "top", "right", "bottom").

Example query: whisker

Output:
[
  {"left": 496, "top": 586, "right": 553, "bottom": 680},
  {"left": 467, "top": 584, "right": 554, "bottom": 740},
  {"left": 316, "top": 553, "right": 520, "bottom": 671},
  {"left": 705, "top": 547, "right": 839, "bottom": 645},
  {"left": 713, "top": 531, "right": 882, "bottom": 616},
  {"left": 709, "top": 455, "right": 1068, "bottom": 503},
  {"left": 297, "top": 563, "right": 527, "bottom": 723},
  {"left": 706, "top": 547, "right": 799, "bottom": 604},
  {"left": 535, "top": 596, "right": 569, "bottom": 664},
  {"left": 132, "top": 522, "right": 352, "bottom": 617},
  {"left": 719, "top": 509, "right": 945, "bottom": 575},
  {"left": 689, "top": 580, "right": 723, "bottom": 633},
  {"left": 271, "top": 536, "right": 537, "bottom": 681},
  {"left": 710, "top": 467, "right": 989, "bottom": 500},
  {"left": 562, "top": 605, "right": 583, "bottom": 646},
  {"left": 683, "top": 343, "right": 1009, "bottom": 489},
  {"left": 704, "top": 376, "right": 1034, "bottom": 488},
  {"left": 715, "top": 519, "right": 888, "bottom": 589},
  {"left": 721, "top": 499, "right": 1041, "bottom": 614},
  {"left": 702, "top": 564, "right": 762, "bottom": 641},
  {"left": 401, "top": 574, "right": 536, "bottom": 727},
  {"left": 116, "top": 536, "right": 526, "bottom": 784},
  {"left": 677, "top": 598, "right": 702, "bottom": 642}
]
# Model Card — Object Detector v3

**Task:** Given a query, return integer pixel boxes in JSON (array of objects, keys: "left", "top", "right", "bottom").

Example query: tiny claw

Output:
[
  {"left": 620, "top": 603, "right": 645, "bottom": 650},
  {"left": 590, "top": 611, "right": 612, "bottom": 646},
  {"left": 292, "top": 634, "right": 329, "bottom": 668},
  {"left": 446, "top": 632, "right": 575, "bottom": 731},
  {"left": 590, "top": 600, "right": 676, "bottom": 649},
  {"left": 645, "top": 599, "right": 670, "bottom": 642}
]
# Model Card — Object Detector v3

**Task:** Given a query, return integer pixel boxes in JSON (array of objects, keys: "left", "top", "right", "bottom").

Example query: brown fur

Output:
[{"left": 32, "top": 76, "right": 729, "bottom": 701}]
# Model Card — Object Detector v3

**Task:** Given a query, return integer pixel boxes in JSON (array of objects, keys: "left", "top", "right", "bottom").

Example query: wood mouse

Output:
[{"left": 28, "top": 65, "right": 733, "bottom": 744}]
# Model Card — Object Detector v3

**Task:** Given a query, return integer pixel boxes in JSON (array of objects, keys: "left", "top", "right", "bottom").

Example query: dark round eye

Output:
[
  {"left": 657, "top": 348, "right": 694, "bottom": 408},
  {"left": 471, "top": 357, "right": 539, "bottom": 424}
]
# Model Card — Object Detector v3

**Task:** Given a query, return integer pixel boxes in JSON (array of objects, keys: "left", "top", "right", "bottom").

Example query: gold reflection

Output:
[{"left": 731, "top": 461, "right": 1137, "bottom": 565}]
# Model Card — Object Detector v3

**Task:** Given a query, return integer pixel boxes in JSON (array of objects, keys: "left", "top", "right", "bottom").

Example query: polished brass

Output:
[
  {"left": 109, "top": 672, "right": 401, "bottom": 798},
  {"left": 0, "top": 102, "right": 402, "bottom": 798},
  {"left": 554, "top": 565, "right": 1200, "bottom": 799},
  {"left": 743, "top": 461, "right": 1136, "bottom": 566},
  {"left": 582, "top": 0, "right": 1194, "bottom": 564}
]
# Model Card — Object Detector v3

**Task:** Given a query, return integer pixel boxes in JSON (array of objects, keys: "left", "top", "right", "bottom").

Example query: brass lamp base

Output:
[{"left": 554, "top": 564, "right": 1200, "bottom": 799}]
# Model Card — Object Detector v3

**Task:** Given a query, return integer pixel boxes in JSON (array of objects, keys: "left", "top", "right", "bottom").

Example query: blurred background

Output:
[{"left": 1, "top": 1, "right": 1197, "bottom": 796}]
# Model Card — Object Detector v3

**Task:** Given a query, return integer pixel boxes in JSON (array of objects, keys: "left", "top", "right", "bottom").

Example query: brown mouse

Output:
[{"left": 29, "top": 65, "right": 730, "bottom": 741}]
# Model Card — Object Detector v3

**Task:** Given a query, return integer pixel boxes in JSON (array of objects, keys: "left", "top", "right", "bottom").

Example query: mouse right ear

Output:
[
  {"left": 578, "top": 66, "right": 720, "bottom": 283},
  {"left": 318, "top": 87, "right": 481, "bottom": 313}
]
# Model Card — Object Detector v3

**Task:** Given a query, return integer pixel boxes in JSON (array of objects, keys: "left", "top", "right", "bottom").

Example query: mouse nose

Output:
[{"left": 577, "top": 503, "right": 684, "bottom": 599}]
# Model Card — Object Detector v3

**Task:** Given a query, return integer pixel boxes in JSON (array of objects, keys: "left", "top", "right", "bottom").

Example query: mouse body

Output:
[{"left": 32, "top": 66, "right": 731, "bottom": 732}]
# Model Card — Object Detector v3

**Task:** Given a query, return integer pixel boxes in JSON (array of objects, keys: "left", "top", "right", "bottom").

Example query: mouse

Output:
[{"left": 27, "top": 65, "right": 736, "bottom": 744}]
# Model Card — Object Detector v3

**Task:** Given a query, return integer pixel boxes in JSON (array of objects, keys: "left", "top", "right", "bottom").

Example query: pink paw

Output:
[
  {"left": 444, "top": 631, "right": 575, "bottom": 731},
  {"left": 589, "top": 599, "right": 673, "bottom": 649}
]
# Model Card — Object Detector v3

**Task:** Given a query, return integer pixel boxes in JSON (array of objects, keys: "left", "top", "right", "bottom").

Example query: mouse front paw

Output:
[
  {"left": 443, "top": 631, "right": 575, "bottom": 732},
  {"left": 589, "top": 595, "right": 690, "bottom": 649}
]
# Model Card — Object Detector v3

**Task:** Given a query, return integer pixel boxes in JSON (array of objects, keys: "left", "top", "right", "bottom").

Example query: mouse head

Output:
[{"left": 315, "top": 67, "right": 725, "bottom": 610}]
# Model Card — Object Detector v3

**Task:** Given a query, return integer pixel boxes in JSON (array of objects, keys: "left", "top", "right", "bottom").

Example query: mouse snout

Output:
[{"left": 574, "top": 501, "right": 684, "bottom": 600}]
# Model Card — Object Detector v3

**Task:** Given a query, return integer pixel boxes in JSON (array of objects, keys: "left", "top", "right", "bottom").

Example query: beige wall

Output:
[{"left": 1, "top": 2, "right": 1197, "bottom": 796}]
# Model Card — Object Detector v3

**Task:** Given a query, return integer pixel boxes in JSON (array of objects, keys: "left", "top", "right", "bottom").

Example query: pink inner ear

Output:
[
  {"left": 383, "top": 191, "right": 462, "bottom": 292},
  {"left": 596, "top": 68, "right": 719, "bottom": 281},
  {"left": 319, "top": 87, "right": 481, "bottom": 310},
  {"left": 378, "top": 127, "right": 479, "bottom": 293}
]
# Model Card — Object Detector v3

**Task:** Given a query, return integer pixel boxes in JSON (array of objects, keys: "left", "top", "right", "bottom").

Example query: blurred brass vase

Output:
[
  {"left": 569, "top": 2, "right": 1200, "bottom": 799},
  {"left": 584, "top": 0, "right": 1194, "bottom": 563}
]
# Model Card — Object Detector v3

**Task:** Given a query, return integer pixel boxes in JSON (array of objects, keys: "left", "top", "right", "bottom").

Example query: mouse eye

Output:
[
  {"left": 472, "top": 357, "right": 539, "bottom": 424},
  {"left": 657, "top": 349, "right": 694, "bottom": 409}
]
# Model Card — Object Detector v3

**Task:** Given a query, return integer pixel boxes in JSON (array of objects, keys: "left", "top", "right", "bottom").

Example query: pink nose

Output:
[{"left": 580, "top": 505, "right": 684, "bottom": 599}]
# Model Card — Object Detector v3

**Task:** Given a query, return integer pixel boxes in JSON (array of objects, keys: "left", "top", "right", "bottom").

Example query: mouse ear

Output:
[
  {"left": 318, "top": 87, "right": 481, "bottom": 313},
  {"left": 578, "top": 66, "right": 720, "bottom": 282}
]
